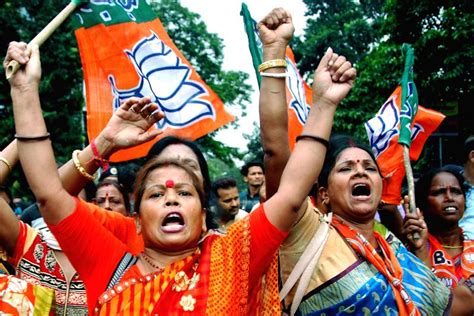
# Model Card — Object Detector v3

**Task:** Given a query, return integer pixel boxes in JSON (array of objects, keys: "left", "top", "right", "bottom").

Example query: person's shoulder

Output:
[{"left": 236, "top": 209, "right": 248, "bottom": 219}]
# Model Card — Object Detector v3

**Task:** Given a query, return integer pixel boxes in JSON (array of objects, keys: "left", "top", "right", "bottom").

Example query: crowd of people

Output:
[{"left": 0, "top": 7, "right": 473, "bottom": 316}]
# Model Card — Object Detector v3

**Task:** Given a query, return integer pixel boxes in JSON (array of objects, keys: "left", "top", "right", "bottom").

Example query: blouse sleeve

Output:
[
  {"left": 248, "top": 204, "right": 288, "bottom": 286},
  {"left": 83, "top": 201, "right": 144, "bottom": 255},
  {"left": 48, "top": 197, "right": 128, "bottom": 313}
]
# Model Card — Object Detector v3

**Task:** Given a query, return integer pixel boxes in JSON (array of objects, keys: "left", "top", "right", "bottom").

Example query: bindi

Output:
[{"left": 165, "top": 180, "right": 175, "bottom": 188}]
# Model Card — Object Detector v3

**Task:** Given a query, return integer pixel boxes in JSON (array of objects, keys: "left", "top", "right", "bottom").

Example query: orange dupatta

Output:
[
  {"left": 332, "top": 217, "right": 420, "bottom": 316},
  {"left": 428, "top": 232, "right": 474, "bottom": 289}
]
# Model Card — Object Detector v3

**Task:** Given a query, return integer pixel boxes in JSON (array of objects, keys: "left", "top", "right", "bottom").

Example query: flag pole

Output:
[
  {"left": 398, "top": 44, "right": 420, "bottom": 240},
  {"left": 5, "top": 0, "right": 88, "bottom": 79},
  {"left": 404, "top": 145, "right": 420, "bottom": 240},
  {"left": 403, "top": 146, "right": 417, "bottom": 213}
]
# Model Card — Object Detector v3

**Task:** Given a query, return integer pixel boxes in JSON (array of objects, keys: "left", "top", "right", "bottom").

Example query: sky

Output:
[{"left": 180, "top": 0, "right": 308, "bottom": 151}]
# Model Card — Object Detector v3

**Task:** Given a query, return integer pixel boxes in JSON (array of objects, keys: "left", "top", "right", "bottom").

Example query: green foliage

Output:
[
  {"left": 242, "top": 123, "right": 263, "bottom": 163},
  {"left": 0, "top": 0, "right": 84, "bottom": 199},
  {"left": 297, "top": 0, "right": 385, "bottom": 73},
  {"left": 149, "top": 0, "right": 252, "bottom": 166},
  {"left": 0, "top": 0, "right": 252, "bottom": 199},
  {"left": 294, "top": 0, "right": 473, "bottom": 170}
]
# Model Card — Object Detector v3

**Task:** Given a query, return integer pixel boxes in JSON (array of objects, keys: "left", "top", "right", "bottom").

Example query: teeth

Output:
[{"left": 445, "top": 206, "right": 457, "bottom": 212}]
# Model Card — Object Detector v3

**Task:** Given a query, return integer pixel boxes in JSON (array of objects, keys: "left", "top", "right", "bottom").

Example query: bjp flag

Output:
[
  {"left": 241, "top": 3, "right": 311, "bottom": 149},
  {"left": 72, "top": 1, "right": 234, "bottom": 162},
  {"left": 365, "top": 87, "right": 445, "bottom": 204}
]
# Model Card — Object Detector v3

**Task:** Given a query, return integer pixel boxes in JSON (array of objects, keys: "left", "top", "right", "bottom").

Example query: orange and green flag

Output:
[
  {"left": 72, "top": 1, "right": 234, "bottom": 162},
  {"left": 365, "top": 87, "right": 445, "bottom": 204},
  {"left": 240, "top": 2, "right": 312, "bottom": 149}
]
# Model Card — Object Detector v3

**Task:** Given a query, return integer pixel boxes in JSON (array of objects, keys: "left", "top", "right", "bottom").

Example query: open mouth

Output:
[
  {"left": 161, "top": 212, "right": 185, "bottom": 232},
  {"left": 443, "top": 206, "right": 458, "bottom": 215},
  {"left": 351, "top": 183, "right": 371, "bottom": 197}
]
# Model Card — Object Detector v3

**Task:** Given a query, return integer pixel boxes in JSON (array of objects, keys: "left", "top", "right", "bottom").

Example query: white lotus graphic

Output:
[
  {"left": 109, "top": 32, "right": 216, "bottom": 130},
  {"left": 286, "top": 59, "right": 311, "bottom": 125},
  {"left": 365, "top": 95, "right": 400, "bottom": 157},
  {"left": 365, "top": 92, "right": 424, "bottom": 158}
]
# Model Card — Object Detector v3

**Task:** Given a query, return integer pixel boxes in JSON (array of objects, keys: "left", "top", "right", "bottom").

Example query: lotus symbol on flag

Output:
[
  {"left": 109, "top": 32, "right": 216, "bottom": 130},
  {"left": 365, "top": 95, "right": 400, "bottom": 157},
  {"left": 365, "top": 91, "right": 425, "bottom": 158},
  {"left": 286, "top": 59, "right": 310, "bottom": 125}
]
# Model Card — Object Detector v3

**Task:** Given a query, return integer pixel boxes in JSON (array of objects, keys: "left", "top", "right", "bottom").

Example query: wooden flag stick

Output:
[
  {"left": 403, "top": 145, "right": 420, "bottom": 240},
  {"left": 5, "top": 1, "right": 85, "bottom": 79}
]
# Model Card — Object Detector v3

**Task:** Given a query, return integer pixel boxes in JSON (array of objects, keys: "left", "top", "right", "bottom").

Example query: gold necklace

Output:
[
  {"left": 140, "top": 253, "right": 164, "bottom": 271},
  {"left": 441, "top": 244, "right": 463, "bottom": 249}
]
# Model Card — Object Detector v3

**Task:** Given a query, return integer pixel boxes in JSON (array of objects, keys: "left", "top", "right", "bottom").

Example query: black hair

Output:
[
  {"left": 240, "top": 161, "right": 264, "bottom": 176},
  {"left": 96, "top": 178, "right": 131, "bottom": 214},
  {"left": 133, "top": 158, "right": 206, "bottom": 223},
  {"left": 212, "top": 177, "right": 237, "bottom": 196},
  {"left": 318, "top": 134, "right": 380, "bottom": 188},
  {"left": 463, "top": 135, "right": 474, "bottom": 162},
  {"left": 415, "top": 166, "right": 465, "bottom": 213},
  {"left": 146, "top": 136, "right": 216, "bottom": 229}
]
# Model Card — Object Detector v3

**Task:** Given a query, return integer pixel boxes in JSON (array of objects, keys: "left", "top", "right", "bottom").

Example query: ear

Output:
[
  {"left": 135, "top": 215, "right": 142, "bottom": 234},
  {"left": 201, "top": 209, "right": 207, "bottom": 232},
  {"left": 319, "top": 186, "right": 330, "bottom": 205},
  {"left": 243, "top": 176, "right": 249, "bottom": 183}
]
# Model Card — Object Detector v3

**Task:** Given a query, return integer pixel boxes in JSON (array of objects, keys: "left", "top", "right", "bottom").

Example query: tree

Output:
[
  {"left": 0, "top": 0, "right": 252, "bottom": 198},
  {"left": 149, "top": 0, "right": 253, "bottom": 169},
  {"left": 0, "top": 0, "right": 84, "bottom": 200},
  {"left": 294, "top": 0, "right": 473, "bottom": 169},
  {"left": 242, "top": 123, "right": 264, "bottom": 163}
]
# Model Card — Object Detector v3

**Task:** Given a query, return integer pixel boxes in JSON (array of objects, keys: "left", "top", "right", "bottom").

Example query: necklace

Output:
[
  {"left": 441, "top": 244, "right": 463, "bottom": 249},
  {"left": 140, "top": 253, "right": 164, "bottom": 271}
]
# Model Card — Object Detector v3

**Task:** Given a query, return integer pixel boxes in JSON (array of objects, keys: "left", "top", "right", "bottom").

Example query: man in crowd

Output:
[
  {"left": 460, "top": 135, "right": 474, "bottom": 239},
  {"left": 212, "top": 177, "right": 248, "bottom": 233},
  {"left": 239, "top": 161, "right": 265, "bottom": 212}
]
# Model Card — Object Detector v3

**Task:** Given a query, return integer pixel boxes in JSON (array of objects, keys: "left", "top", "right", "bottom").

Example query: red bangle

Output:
[{"left": 91, "top": 139, "right": 109, "bottom": 171}]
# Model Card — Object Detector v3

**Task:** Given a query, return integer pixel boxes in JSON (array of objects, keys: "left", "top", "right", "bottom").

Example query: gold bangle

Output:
[
  {"left": 258, "top": 59, "right": 287, "bottom": 72},
  {"left": 72, "top": 150, "right": 96, "bottom": 181},
  {"left": 0, "top": 157, "right": 12, "bottom": 173}
]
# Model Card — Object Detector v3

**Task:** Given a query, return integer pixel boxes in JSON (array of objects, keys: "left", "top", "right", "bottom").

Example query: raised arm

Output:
[
  {"left": 59, "top": 97, "right": 165, "bottom": 195},
  {"left": 257, "top": 8, "right": 294, "bottom": 198},
  {"left": 0, "top": 140, "right": 18, "bottom": 185},
  {"left": 263, "top": 43, "right": 357, "bottom": 231},
  {"left": 0, "top": 140, "right": 20, "bottom": 256},
  {"left": 5, "top": 42, "right": 163, "bottom": 224}
]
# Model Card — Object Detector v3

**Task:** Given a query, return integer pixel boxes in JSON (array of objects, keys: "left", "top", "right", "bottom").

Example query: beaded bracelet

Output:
[
  {"left": 90, "top": 139, "right": 110, "bottom": 171},
  {"left": 258, "top": 59, "right": 287, "bottom": 72},
  {"left": 0, "top": 157, "right": 11, "bottom": 173},
  {"left": 72, "top": 150, "right": 96, "bottom": 181},
  {"left": 15, "top": 133, "right": 50, "bottom": 142},
  {"left": 295, "top": 135, "right": 329, "bottom": 149}
]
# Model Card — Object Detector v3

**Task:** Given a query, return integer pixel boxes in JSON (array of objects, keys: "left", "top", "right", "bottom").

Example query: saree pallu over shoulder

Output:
[
  {"left": 296, "top": 231, "right": 451, "bottom": 316},
  {"left": 207, "top": 211, "right": 281, "bottom": 315},
  {"left": 94, "top": 208, "right": 282, "bottom": 315},
  {"left": 428, "top": 233, "right": 474, "bottom": 289}
]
